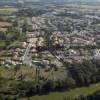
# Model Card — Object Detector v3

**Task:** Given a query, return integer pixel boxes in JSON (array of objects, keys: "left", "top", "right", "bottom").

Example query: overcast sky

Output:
[
  {"left": 38, "top": 0, "right": 100, "bottom": 1},
  {"left": 21, "top": 0, "right": 100, "bottom": 1},
  {"left": 1, "top": 0, "right": 100, "bottom": 2}
]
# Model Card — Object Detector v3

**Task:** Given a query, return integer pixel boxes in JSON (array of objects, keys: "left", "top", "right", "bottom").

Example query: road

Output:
[{"left": 22, "top": 44, "right": 32, "bottom": 66}]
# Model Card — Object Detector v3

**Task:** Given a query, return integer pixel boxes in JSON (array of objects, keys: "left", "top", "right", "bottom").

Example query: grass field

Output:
[
  {"left": 0, "top": 7, "right": 18, "bottom": 15},
  {"left": 0, "top": 65, "right": 66, "bottom": 81},
  {"left": 0, "top": 41, "right": 6, "bottom": 49},
  {"left": 28, "top": 83, "right": 100, "bottom": 100}
]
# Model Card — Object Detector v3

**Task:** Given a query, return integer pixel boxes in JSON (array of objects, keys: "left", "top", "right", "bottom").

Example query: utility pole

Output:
[
  {"left": 35, "top": 66, "right": 40, "bottom": 84},
  {"left": 34, "top": 62, "right": 41, "bottom": 93}
]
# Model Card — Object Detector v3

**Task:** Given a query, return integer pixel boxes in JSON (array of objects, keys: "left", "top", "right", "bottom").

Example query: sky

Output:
[
  {"left": 27, "top": 0, "right": 100, "bottom": 2},
  {"left": 1, "top": 0, "right": 100, "bottom": 2}
]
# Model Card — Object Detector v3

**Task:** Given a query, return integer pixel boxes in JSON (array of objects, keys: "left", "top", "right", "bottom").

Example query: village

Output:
[
  {"left": 0, "top": 1, "right": 100, "bottom": 99},
  {"left": 0, "top": 14, "right": 100, "bottom": 68},
  {"left": 0, "top": 3, "right": 100, "bottom": 69}
]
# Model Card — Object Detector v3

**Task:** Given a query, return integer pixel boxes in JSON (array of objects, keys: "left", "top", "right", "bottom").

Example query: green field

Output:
[
  {"left": 0, "top": 7, "right": 18, "bottom": 15},
  {"left": 28, "top": 83, "right": 100, "bottom": 100}
]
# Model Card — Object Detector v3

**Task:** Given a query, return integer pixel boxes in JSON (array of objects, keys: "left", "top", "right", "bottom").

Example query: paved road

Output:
[{"left": 22, "top": 44, "right": 32, "bottom": 66}]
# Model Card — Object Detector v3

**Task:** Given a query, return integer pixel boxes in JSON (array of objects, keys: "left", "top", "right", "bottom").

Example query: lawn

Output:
[{"left": 28, "top": 83, "right": 100, "bottom": 100}]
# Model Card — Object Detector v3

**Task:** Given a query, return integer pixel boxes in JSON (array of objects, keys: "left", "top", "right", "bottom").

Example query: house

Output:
[{"left": 94, "top": 49, "right": 100, "bottom": 59}]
